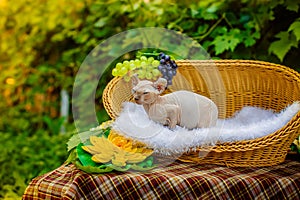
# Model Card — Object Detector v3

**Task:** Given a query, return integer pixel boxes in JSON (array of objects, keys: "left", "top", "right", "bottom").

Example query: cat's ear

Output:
[
  {"left": 153, "top": 78, "right": 167, "bottom": 94},
  {"left": 132, "top": 74, "right": 140, "bottom": 87}
]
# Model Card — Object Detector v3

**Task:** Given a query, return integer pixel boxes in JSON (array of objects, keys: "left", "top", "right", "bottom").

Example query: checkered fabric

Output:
[{"left": 23, "top": 159, "right": 300, "bottom": 200}]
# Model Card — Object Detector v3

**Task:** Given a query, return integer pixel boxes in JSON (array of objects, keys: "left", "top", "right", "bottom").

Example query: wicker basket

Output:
[{"left": 103, "top": 60, "right": 300, "bottom": 167}]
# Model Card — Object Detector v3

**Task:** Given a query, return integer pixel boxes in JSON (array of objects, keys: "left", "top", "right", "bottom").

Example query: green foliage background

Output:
[{"left": 0, "top": 0, "right": 299, "bottom": 198}]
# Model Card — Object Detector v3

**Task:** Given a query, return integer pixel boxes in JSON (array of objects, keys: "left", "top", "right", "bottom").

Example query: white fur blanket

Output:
[{"left": 112, "top": 102, "right": 300, "bottom": 155}]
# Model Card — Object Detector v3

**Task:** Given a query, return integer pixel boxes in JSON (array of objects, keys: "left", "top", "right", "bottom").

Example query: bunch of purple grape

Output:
[{"left": 157, "top": 52, "right": 178, "bottom": 86}]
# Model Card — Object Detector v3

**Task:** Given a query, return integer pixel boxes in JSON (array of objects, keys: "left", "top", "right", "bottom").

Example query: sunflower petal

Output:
[
  {"left": 81, "top": 145, "right": 102, "bottom": 155},
  {"left": 125, "top": 152, "right": 147, "bottom": 163},
  {"left": 112, "top": 155, "right": 127, "bottom": 167},
  {"left": 92, "top": 153, "right": 113, "bottom": 163}
]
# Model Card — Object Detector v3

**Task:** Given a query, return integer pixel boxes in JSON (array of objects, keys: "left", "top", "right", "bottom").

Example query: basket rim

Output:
[
  {"left": 103, "top": 59, "right": 300, "bottom": 117},
  {"left": 175, "top": 59, "right": 300, "bottom": 78}
]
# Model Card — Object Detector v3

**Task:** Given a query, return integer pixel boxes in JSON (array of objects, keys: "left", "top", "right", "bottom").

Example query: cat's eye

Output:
[{"left": 143, "top": 92, "right": 149, "bottom": 94}]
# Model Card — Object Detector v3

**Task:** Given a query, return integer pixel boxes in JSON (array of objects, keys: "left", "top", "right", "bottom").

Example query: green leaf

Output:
[
  {"left": 212, "top": 29, "right": 241, "bottom": 54},
  {"left": 66, "top": 148, "right": 77, "bottom": 164},
  {"left": 212, "top": 37, "right": 229, "bottom": 54},
  {"left": 252, "top": 31, "right": 261, "bottom": 39},
  {"left": 131, "top": 164, "right": 156, "bottom": 171},
  {"left": 75, "top": 33, "right": 89, "bottom": 44},
  {"left": 197, "top": 24, "right": 209, "bottom": 35},
  {"left": 241, "top": 30, "right": 260, "bottom": 47},
  {"left": 67, "top": 129, "right": 104, "bottom": 151},
  {"left": 268, "top": 31, "right": 298, "bottom": 61},
  {"left": 94, "top": 17, "right": 109, "bottom": 28},
  {"left": 239, "top": 14, "right": 251, "bottom": 24},
  {"left": 75, "top": 160, "right": 114, "bottom": 173},
  {"left": 67, "top": 134, "right": 81, "bottom": 151},
  {"left": 109, "top": 164, "right": 132, "bottom": 172},
  {"left": 202, "top": 12, "right": 218, "bottom": 20},
  {"left": 190, "top": 9, "right": 199, "bottom": 17},
  {"left": 284, "top": 0, "right": 299, "bottom": 12},
  {"left": 244, "top": 37, "right": 256, "bottom": 47},
  {"left": 288, "top": 20, "right": 300, "bottom": 41},
  {"left": 51, "top": 32, "right": 65, "bottom": 42},
  {"left": 77, "top": 143, "right": 98, "bottom": 167},
  {"left": 103, "top": 128, "right": 110, "bottom": 138},
  {"left": 213, "top": 26, "right": 228, "bottom": 35}
]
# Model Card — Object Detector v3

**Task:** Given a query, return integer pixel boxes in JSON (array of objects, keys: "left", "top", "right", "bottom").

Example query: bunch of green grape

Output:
[{"left": 112, "top": 56, "right": 161, "bottom": 82}]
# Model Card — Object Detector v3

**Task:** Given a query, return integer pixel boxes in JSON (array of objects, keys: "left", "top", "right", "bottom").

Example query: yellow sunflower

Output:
[{"left": 82, "top": 129, "right": 153, "bottom": 167}]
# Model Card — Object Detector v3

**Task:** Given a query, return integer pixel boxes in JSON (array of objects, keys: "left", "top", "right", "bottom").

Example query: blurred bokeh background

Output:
[{"left": 0, "top": 0, "right": 299, "bottom": 198}]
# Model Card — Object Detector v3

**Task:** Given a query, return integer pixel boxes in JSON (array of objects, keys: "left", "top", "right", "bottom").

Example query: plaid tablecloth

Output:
[{"left": 23, "top": 158, "right": 300, "bottom": 200}]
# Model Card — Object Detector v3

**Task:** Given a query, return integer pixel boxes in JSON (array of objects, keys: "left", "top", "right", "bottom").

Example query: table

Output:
[{"left": 23, "top": 155, "right": 300, "bottom": 200}]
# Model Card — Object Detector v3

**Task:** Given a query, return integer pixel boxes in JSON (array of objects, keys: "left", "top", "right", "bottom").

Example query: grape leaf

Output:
[
  {"left": 252, "top": 31, "right": 261, "bottom": 39},
  {"left": 240, "top": 29, "right": 260, "bottom": 47},
  {"left": 212, "top": 29, "right": 241, "bottom": 55},
  {"left": 268, "top": 31, "right": 298, "bottom": 61},
  {"left": 288, "top": 20, "right": 300, "bottom": 41},
  {"left": 244, "top": 37, "right": 256, "bottom": 47},
  {"left": 212, "top": 37, "right": 230, "bottom": 54}
]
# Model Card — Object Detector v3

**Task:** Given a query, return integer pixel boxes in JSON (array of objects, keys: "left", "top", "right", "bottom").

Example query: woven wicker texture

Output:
[{"left": 102, "top": 60, "right": 300, "bottom": 167}]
